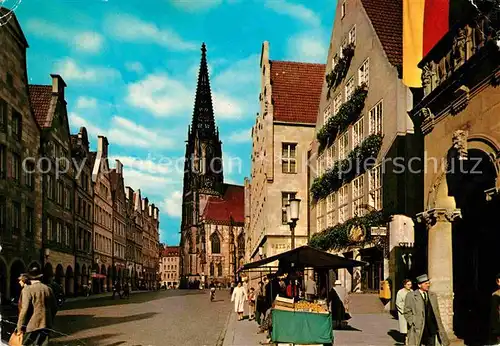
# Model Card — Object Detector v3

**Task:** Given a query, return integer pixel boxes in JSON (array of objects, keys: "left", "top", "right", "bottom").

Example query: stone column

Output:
[{"left": 417, "top": 208, "right": 461, "bottom": 340}]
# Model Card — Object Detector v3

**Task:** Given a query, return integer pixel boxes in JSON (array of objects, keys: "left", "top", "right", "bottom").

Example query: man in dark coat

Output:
[
  {"left": 16, "top": 267, "right": 58, "bottom": 346},
  {"left": 490, "top": 273, "right": 500, "bottom": 345},
  {"left": 404, "top": 274, "right": 450, "bottom": 346}
]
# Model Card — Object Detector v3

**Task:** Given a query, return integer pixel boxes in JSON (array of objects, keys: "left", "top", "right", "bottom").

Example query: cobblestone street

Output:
[{"left": 50, "top": 289, "right": 231, "bottom": 346}]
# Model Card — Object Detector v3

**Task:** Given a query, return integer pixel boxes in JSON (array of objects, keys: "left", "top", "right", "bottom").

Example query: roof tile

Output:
[
  {"left": 202, "top": 184, "right": 245, "bottom": 224},
  {"left": 270, "top": 61, "right": 325, "bottom": 124},
  {"left": 161, "top": 246, "right": 180, "bottom": 257},
  {"left": 28, "top": 84, "right": 53, "bottom": 128},
  {"left": 361, "top": 0, "right": 403, "bottom": 67}
]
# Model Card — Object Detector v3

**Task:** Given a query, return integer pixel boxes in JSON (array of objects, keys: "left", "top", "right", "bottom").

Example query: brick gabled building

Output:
[
  {"left": 110, "top": 160, "right": 127, "bottom": 285},
  {"left": 71, "top": 127, "right": 94, "bottom": 294},
  {"left": 0, "top": 7, "right": 42, "bottom": 301},
  {"left": 245, "top": 41, "right": 325, "bottom": 268},
  {"left": 30, "top": 75, "right": 76, "bottom": 296}
]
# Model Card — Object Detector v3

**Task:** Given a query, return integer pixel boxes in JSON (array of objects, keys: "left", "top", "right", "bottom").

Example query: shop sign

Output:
[{"left": 370, "top": 227, "right": 387, "bottom": 236}]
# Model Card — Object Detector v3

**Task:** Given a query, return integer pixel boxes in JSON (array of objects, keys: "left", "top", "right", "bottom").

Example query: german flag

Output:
[{"left": 403, "top": 0, "right": 477, "bottom": 87}]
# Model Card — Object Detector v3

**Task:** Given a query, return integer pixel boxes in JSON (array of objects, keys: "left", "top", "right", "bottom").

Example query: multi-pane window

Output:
[
  {"left": 12, "top": 111, "right": 22, "bottom": 140},
  {"left": 359, "top": 59, "right": 369, "bottom": 86},
  {"left": 345, "top": 77, "right": 355, "bottom": 100},
  {"left": 317, "top": 153, "right": 325, "bottom": 176},
  {"left": 352, "top": 117, "right": 364, "bottom": 148},
  {"left": 369, "top": 101, "right": 383, "bottom": 135},
  {"left": 349, "top": 25, "right": 356, "bottom": 46},
  {"left": 326, "top": 145, "right": 335, "bottom": 171},
  {"left": 0, "top": 99, "right": 7, "bottom": 132},
  {"left": 316, "top": 199, "right": 326, "bottom": 232},
  {"left": 326, "top": 193, "right": 336, "bottom": 227},
  {"left": 352, "top": 176, "right": 365, "bottom": 217},
  {"left": 12, "top": 202, "right": 21, "bottom": 232},
  {"left": 47, "top": 175, "right": 54, "bottom": 200},
  {"left": 47, "top": 218, "right": 53, "bottom": 241},
  {"left": 12, "top": 153, "right": 21, "bottom": 182},
  {"left": 324, "top": 103, "right": 333, "bottom": 124},
  {"left": 57, "top": 181, "right": 63, "bottom": 204},
  {"left": 338, "top": 185, "right": 349, "bottom": 223},
  {"left": 369, "top": 165, "right": 383, "bottom": 210},
  {"left": 338, "top": 132, "right": 349, "bottom": 161},
  {"left": 26, "top": 207, "right": 34, "bottom": 235},
  {"left": 56, "top": 221, "right": 62, "bottom": 243},
  {"left": 282, "top": 143, "right": 297, "bottom": 174},
  {"left": 333, "top": 94, "right": 342, "bottom": 116},
  {"left": 0, "top": 145, "right": 5, "bottom": 179},
  {"left": 26, "top": 161, "right": 35, "bottom": 188},
  {"left": 281, "top": 192, "right": 296, "bottom": 224}
]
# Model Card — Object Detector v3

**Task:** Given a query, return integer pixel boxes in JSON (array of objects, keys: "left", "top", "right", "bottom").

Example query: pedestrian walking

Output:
[
  {"left": 404, "top": 274, "right": 450, "bottom": 346},
  {"left": 231, "top": 281, "right": 247, "bottom": 321},
  {"left": 396, "top": 279, "right": 413, "bottom": 344},
  {"left": 15, "top": 267, "right": 58, "bottom": 346},
  {"left": 305, "top": 275, "right": 317, "bottom": 302},
  {"left": 248, "top": 287, "right": 256, "bottom": 320},
  {"left": 255, "top": 281, "right": 266, "bottom": 325},
  {"left": 112, "top": 281, "right": 122, "bottom": 299},
  {"left": 123, "top": 281, "right": 130, "bottom": 298},
  {"left": 490, "top": 273, "right": 500, "bottom": 345},
  {"left": 328, "top": 280, "right": 348, "bottom": 330}
]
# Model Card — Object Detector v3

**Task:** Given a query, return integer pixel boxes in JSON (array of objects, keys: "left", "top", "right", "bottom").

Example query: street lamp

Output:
[{"left": 286, "top": 198, "right": 301, "bottom": 250}]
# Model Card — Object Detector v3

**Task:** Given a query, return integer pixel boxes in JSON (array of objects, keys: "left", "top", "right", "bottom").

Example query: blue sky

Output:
[{"left": 12, "top": 0, "right": 335, "bottom": 245}]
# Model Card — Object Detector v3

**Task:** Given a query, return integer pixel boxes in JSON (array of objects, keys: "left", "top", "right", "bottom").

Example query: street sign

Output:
[{"left": 370, "top": 226, "right": 387, "bottom": 236}]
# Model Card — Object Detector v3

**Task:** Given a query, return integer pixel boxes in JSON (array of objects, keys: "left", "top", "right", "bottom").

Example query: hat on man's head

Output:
[
  {"left": 27, "top": 266, "right": 43, "bottom": 280},
  {"left": 335, "top": 280, "right": 342, "bottom": 285},
  {"left": 416, "top": 274, "right": 430, "bottom": 284}
]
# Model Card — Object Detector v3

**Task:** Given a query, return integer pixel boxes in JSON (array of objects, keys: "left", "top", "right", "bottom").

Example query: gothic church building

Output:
[{"left": 180, "top": 44, "right": 244, "bottom": 286}]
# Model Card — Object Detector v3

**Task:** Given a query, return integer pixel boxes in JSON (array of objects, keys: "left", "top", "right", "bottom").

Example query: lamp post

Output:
[{"left": 286, "top": 198, "right": 301, "bottom": 250}]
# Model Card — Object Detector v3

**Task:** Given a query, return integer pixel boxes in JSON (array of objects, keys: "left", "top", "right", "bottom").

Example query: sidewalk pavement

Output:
[
  {"left": 65, "top": 289, "right": 151, "bottom": 303},
  {"left": 222, "top": 313, "right": 267, "bottom": 346}
]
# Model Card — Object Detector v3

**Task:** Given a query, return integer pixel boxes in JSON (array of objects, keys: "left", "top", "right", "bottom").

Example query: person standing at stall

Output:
[
  {"left": 255, "top": 281, "right": 266, "bottom": 325},
  {"left": 396, "top": 279, "right": 413, "bottom": 344},
  {"left": 306, "top": 275, "right": 317, "bottom": 302}
]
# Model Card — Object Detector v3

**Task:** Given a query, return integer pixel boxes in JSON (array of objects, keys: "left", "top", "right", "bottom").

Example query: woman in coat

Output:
[
  {"left": 396, "top": 279, "right": 412, "bottom": 342},
  {"left": 231, "top": 281, "right": 247, "bottom": 321}
]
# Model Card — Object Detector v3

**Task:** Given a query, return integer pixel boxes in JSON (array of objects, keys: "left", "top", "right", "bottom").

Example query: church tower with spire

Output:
[{"left": 180, "top": 43, "right": 224, "bottom": 278}]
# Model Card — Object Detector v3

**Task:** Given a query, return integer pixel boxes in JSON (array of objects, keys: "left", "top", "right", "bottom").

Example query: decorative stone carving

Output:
[
  {"left": 430, "top": 61, "right": 439, "bottom": 90},
  {"left": 418, "top": 107, "right": 436, "bottom": 134},
  {"left": 452, "top": 130, "right": 468, "bottom": 160},
  {"left": 416, "top": 208, "right": 462, "bottom": 228},
  {"left": 475, "top": 17, "right": 486, "bottom": 49},
  {"left": 451, "top": 85, "right": 470, "bottom": 115},
  {"left": 465, "top": 24, "right": 475, "bottom": 59},
  {"left": 453, "top": 28, "right": 466, "bottom": 70},
  {"left": 438, "top": 53, "right": 451, "bottom": 83},
  {"left": 422, "top": 63, "right": 432, "bottom": 96}
]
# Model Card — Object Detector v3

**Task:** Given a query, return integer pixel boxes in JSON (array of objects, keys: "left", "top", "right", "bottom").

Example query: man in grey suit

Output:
[
  {"left": 15, "top": 267, "right": 57, "bottom": 346},
  {"left": 404, "top": 274, "right": 450, "bottom": 346}
]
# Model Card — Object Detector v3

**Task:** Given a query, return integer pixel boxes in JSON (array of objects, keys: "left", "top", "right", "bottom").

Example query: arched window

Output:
[
  {"left": 211, "top": 232, "right": 221, "bottom": 254},
  {"left": 210, "top": 262, "right": 215, "bottom": 276},
  {"left": 217, "top": 262, "right": 223, "bottom": 277}
]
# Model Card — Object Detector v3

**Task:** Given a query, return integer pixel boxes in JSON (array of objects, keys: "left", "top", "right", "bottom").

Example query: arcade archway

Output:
[
  {"left": 9, "top": 260, "right": 26, "bottom": 300},
  {"left": 65, "top": 265, "right": 74, "bottom": 296}
]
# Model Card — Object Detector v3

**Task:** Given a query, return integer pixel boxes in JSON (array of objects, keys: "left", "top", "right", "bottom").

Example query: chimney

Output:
[
  {"left": 142, "top": 198, "right": 147, "bottom": 211},
  {"left": 134, "top": 190, "right": 141, "bottom": 211},
  {"left": 148, "top": 205, "right": 153, "bottom": 217},
  {"left": 50, "top": 74, "right": 67, "bottom": 99},
  {"left": 97, "top": 136, "right": 109, "bottom": 157},
  {"left": 116, "top": 159, "right": 123, "bottom": 175},
  {"left": 125, "top": 186, "right": 133, "bottom": 200},
  {"left": 154, "top": 207, "right": 159, "bottom": 220}
]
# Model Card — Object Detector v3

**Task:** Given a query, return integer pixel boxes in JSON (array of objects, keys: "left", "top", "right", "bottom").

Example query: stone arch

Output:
[
  {"left": 55, "top": 264, "right": 65, "bottom": 286},
  {"left": 27, "top": 261, "right": 41, "bottom": 271},
  {"left": 75, "top": 263, "right": 81, "bottom": 294},
  {"left": 210, "top": 232, "right": 221, "bottom": 254},
  {"left": 9, "top": 259, "right": 26, "bottom": 300},
  {"left": 65, "top": 265, "right": 74, "bottom": 296},
  {"left": 107, "top": 265, "right": 112, "bottom": 291},
  {"left": 43, "top": 262, "right": 54, "bottom": 284}
]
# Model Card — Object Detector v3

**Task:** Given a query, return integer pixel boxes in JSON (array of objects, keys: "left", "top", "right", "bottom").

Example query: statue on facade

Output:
[
  {"left": 422, "top": 62, "right": 432, "bottom": 95},
  {"left": 465, "top": 24, "right": 475, "bottom": 59},
  {"left": 452, "top": 130, "right": 468, "bottom": 160},
  {"left": 474, "top": 17, "right": 486, "bottom": 49},
  {"left": 453, "top": 28, "right": 467, "bottom": 70},
  {"left": 430, "top": 61, "right": 439, "bottom": 90}
]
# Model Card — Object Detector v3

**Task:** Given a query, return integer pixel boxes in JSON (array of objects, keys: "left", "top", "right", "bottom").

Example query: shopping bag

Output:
[{"left": 8, "top": 332, "right": 23, "bottom": 346}]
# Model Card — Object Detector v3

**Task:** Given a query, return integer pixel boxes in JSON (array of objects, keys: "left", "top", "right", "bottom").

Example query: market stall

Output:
[{"left": 238, "top": 246, "right": 366, "bottom": 345}]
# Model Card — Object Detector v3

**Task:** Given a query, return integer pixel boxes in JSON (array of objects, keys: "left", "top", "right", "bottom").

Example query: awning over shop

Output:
[{"left": 238, "top": 245, "right": 367, "bottom": 272}]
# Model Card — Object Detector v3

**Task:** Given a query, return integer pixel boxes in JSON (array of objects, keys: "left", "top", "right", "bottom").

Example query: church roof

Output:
[
  {"left": 202, "top": 184, "right": 245, "bottom": 225},
  {"left": 161, "top": 246, "right": 180, "bottom": 257},
  {"left": 360, "top": 0, "right": 402, "bottom": 67},
  {"left": 269, "top": 61, "right": 325, "bottom": 124}
]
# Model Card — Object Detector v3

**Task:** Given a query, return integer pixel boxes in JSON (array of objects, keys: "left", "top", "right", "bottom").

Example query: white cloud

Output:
[
  {"left": 226, "top": 128, "right": 251, "bottom": 143},
  {"left": 214, "top": 54, "right": 260, "bottom": 94},
  {"left": 288, "top": 31, "right": 328, "bottom": 63},
  {"left": 159, "top": 191, "right": 183, "bottom": 218},
  {"left": 25, "top": 19, "right": 104, "bottom": 53},
  {"left": 264, "top": 0, "right": 321, "bottom": 27},
  {"left": 69, "top": 112, "right": 105, "bottom": 135},
  {"left": 212, "top": 93, "right": 244, "bottom": 119},
  {"left": 123, "top": 168, "right": 173, "bottom": 192},
  {"left": 126, "top": 73, "right": 193, "bottom": 117},
  {"left": 75, "top": 96, "right": 97, "bottom": 109},
  {"left": 125, "top": 62, "right": 145, "bottom": 74},
  {"left": 54, "top": 58, "right": 120, "bottom": 82},
  {"left": 105, "top": 14, "right": 197, "bottom": 51},
  {"left": 170, "top": 0, "right": 223, "bottom": 12}
]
